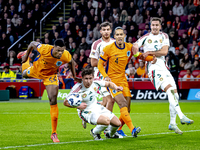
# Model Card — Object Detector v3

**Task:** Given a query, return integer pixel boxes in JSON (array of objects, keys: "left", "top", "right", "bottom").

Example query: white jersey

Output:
[
  {"left": 136, "top": 32, "right": 170, "bottom": 72},
  {"left": 69, "top": 80, "right": 106, "bottom": 111},
  {"left": 89, "top": 38, "right": 115, "bottom": 79}
]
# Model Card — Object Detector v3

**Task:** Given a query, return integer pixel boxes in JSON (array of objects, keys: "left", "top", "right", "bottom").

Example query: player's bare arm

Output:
[
  {"left": 105, "top": 81, "right": 123, "bottom": 92},
  {"left": 132, "top": 43, "right": 139, "bottom": 55},
  {"left": 141, "top": 45, "right": 169, "bottom": 58},
  {"left": 68, "top": 59, "right": 82, "bottom": 83},
  {"left": 91, "top": 58, "right": 98, "bottom": 67},
  {"left": 22, "top": 41, "right": 40, "bottom": 63}
]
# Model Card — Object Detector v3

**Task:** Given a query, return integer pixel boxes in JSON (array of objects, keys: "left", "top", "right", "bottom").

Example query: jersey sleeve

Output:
[
  {"left": 89, "top": 41, "right": 100, "bottom": 59},
  {"left": 36, "top": 43, "right": 43, "bottom": 54},
  {"left": 135, "top": 36, "right": 147, "bottom": 48},
  {"left": 162, "top": 33, "right": 170, "bottom": 47},
  {"left": 68, "top": 83, "right": 81, "bottom": 94},
  {"left": 62, "top": 50, "right": 72, "bottom": 63},
  {"left": 99, "top": 45, "right": 109, "bottom": 62}
]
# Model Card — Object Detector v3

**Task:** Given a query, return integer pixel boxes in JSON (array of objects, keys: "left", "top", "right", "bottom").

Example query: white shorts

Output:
[
  {"left": 148, "top": 69, "right": 177, "bottom": 91},
  {"left": 77, "top": 104, "right": 115, "bottom": 125}
]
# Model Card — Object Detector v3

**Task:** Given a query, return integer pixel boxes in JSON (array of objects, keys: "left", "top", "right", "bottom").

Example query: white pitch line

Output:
[
  {"left": 0, "top": 130, "right": 200, "bottom": 149},
  {"left": 0, "top": 112, "right": 200, "bottom": 115}
]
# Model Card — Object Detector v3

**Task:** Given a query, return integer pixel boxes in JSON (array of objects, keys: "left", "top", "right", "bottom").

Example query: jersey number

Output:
[
  {"left": 90, "top": 96, "right": 93, "bottom": 101},
  {"left": 115, "top": 58, "right": 118, "bottom": 64},
  {"left": 154, "top": 45, "right": 158, "bottom": 51}
]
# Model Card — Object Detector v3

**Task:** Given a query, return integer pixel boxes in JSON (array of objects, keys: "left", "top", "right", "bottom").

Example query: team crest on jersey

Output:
[
  {"left": 127, "top": 51, "right": 131, "bottom": 57},
  {"left": 91, "top": 52, "right": 95, "bottom": 56},
  {"left": 82, "top": 93, "right": 87, "bottom": 98},
  {"left": 27, "top": 70, "right": 30, "bottom": 74},
  {"left": 94, "top": 87, "right": 97, "bottom": 91},
  {"left": 160, "top": 77, "right": 163, "bottom": 81},
  {"left": 56, "top": 61, "right": 62, "bottom": 67},
  {"left": 148, "top": 39, "right": 152, "bottom": 43},
  {"left": 100, "top": 51, "right": 104, "bottom": 56},
  {"left": 154, "top": 40, "right": 158, "bottom": 43},
  {"left": 160, "top": 39, "right": 162, "bottom": 43},
  {"left": 113, "top": 90, "right": 116, "bottom": 94}
]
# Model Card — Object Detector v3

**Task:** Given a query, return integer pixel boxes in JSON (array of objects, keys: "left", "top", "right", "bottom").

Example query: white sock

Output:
[
  {"left": 166, "top": 87, "right": 184, "bottom": 119},
  {"left": 169, "top": 104, "right": 177, "bottom": 125},
  {"left": 93, "top": 125, "right": 107, "bottom": 134},
  {"left": 109, "top": 125, "right": 119, "bottom": 137}
]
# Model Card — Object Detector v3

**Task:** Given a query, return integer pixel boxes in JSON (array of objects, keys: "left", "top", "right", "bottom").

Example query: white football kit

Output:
[
  {"left": 136, "top": 32, "right": 176, "bottom": 90},
  {"left": 68, "top": 81, "right": 115, "bottom": 125},
  {"left": 89, "top": 38, "right": 115, "bottom": 96}
]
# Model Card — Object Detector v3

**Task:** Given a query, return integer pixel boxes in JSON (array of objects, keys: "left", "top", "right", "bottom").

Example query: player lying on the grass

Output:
[
  {"left": 132, "top": 17, "right": 194, "bottom": 135},
  {"left": 63, "top": 67, "right": 123, "bottom": 140}
]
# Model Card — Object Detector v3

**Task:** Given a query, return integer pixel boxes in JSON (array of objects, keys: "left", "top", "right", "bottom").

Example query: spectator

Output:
[
  {"left": 93, "top": 23, "right": 101, "bottom": 40},
  {"left": 16, "top": 66, "right": 22, "bottom": 79},
  {"left": 80, "top": 16, "right": 88, "bottom": 36},
  {"left": 51, "top": 32, "right": 59, "bottom": 45},
  {"left": 6, "top": 26, "right": 16, "bottom": 45},
  {"left": 117, "top": 1, "right": 124, "bottom": 16},
  {"left": 1, "top": 65, "right": 16, "bottom": 80},
  {"left": 49, "top": 25, "right": 57, "bottom": 42},
  {"left": 68, "top": 17, "right": 76, "bottom": 35},
  {"left": 79, "top": 37, "right": 88, "bottom": 50},
  {"left": 32, "top": 3, "right": 43, "bottom": 29},
  {"left": 175, "top": 48, "right": 184, "bottom": 61},
  {"left": 180, "top": 53, "right": 193, "bottom": 70},
  {"left": 69, "top": 42, "right": 78, "bottom": 56},
  {"left": 60, "top": 23, "right": 70, "bottom": 39},
  {"left": 183, "top": 14, "right": 193, "bottom": 30},
  {"left": 40, "top": 0, "right": 47, "bottom": 16},
  {"left": 85, "top": 1, "right": 94, "bottom": 17},
  {"left": 83, "top": 57, "right": 91, "bottom": 68},
  {"left": 75, "top": 25, "right": 80, "bottom": 36},
  {"left": 190, "top": 40, "right": 199, "bottom": 53},
  {"left": 112, "top": 8, "right": 119, "bottom": 19},
  {"left": 127, "top": 67, "right": 135, "bottom": 81},
  {"left": 179, "top": 44, "right": 188, "bottom": 55},
  {"left": 120, "top": 10, "right": 128, "bottom": 25},
  {"left": 97, "top": 2, "right": 103, "bottom": 17},
  {"left": 8, "top": 5, "right": 16, "bottom": 18},
  {"left": 0, "top": 33, "right": 9, "bottom": 64},
  {"left": 88, "top": 8, "right": 95, "bottom": 25},
  {"left": 27, "top": 0, "right": 36, "bottom": 12},
  {"left": 24, "top": 12, "right": 34, "bottom": 31},
  {"left": 93, "top": 15, "right": 99, "bottom": 28},
  {"left": 5, "top": 50, "right": 19, "bottom": 66},
  {"left": 183, "top": 69, "right": 194, "bottom": 81},
  {"left": 132, "top": 9, "right": 143, "bottom": 25},
  {"left": 189, "top": 50, "right": 196, "bottom": 64},
  {"left": 167, "top": 51, "right": 179, "bottom": 81},
  {"left": 181, "top": 32, "right": 189, "bottom": 48},
  {"left": 79, "top": 49, "right": 87, "bottom": 66},
  {"left": 166, "top": 10, "right": 175, "bottom": 23},
  {"left": 66, "top": 37, "right": 73, "bottom": 50},
  {"left": 100, "top": 10, "right": 106, "bottom": 23},
  {"left": 125, "top": 63, "right": 135, "bottom": 75},
  {"left": 143, "top": 9, "right": 151, "bottom": 23},
  {"left": 135, "top": 61, "right": 145, "bottom": 77},
  {"left": 191, "top": 60, "right": 200, "bottom": 71},
  {"left": 162, "top": 0, "right": 172, "bottom": 18},
  {"left": 113, "top": 16, "right": 122, "bottom": 30},
  {"left": 151, "top": 1, "right": 159, "bottom": 17},
  {"left": 17, "top": 0, "right": 23, "bottom": 13},
  {"left": 76, "top": 30, "right": 83, "bottom": 46},
  {"left": 77, "top": 0, "right": 87, "bottom": 15},
  {"left": 74, "top": 9, "right": 83, "bottom": 26},
  {"left": 56, "top": 17, "right": 64, "bottom": 34},
  {"left": 184, "top": 0, "right": 196, "bottom": 15},
  {"left": 70, "top": 3, "right": 77, "bottom": 17},
  {"left": 172, "top": 2, "right": 184, "bottom": 16},
  {"left": 141, "top": 1, "right": 149, "bottom": 16},
  {"left": 86, "top": 31, "right": 93, "bottom": 46},
  {"left": 19, "top": 4, "right": 27, "bottom": 19},
  {"left": 156, "top": 8, "right": 163, "bottom": 18},
  {"left": 104, "top": 2, "right": 112, "bottom": 19},
  {"left": 11, "top": 13, "right": 20, "bottom": 27}
]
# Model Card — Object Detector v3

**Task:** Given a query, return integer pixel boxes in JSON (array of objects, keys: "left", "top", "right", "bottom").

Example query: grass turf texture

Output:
[{"left": 0, "top": 100, "right": 199, "bottom": 150}]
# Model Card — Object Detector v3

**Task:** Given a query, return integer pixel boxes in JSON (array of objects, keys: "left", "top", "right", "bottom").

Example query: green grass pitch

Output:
[{"left": 0, "top": 100, "right": 199, "bottom": 150}]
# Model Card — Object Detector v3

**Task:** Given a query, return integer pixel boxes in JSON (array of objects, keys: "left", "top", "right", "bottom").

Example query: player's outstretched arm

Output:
[
  {"left": 105, "top": 81, "right": 123, "bottom": 92},
  {"left": 142, "top": 45, "right": 169, "bottom": 58},
  {"left": 21, "top": 41, "right": 40, "bottom": 63},
  {"left": 132, "top": 43, "right": 139, "bottom": 55},
  {"left": 68, "top": 59, "right": 82, "bottom": 83}
]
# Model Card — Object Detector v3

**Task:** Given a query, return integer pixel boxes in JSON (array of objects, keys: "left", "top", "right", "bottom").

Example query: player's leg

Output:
[
  {"left": 101, "top": 97, "right": 107, "bottom": 107},
  {"left": 105, "top": 95, "right": 115, "bottom": 112},
  {"left": 114, "top": 93, "right": 141, "bottom": 137},
  {"left": 46, "top": 84, "right": 60, "bottom": 142}
]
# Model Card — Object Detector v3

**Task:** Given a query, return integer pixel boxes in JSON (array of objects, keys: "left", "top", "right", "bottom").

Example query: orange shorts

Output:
[
  {"left": 22, "top": 59, "right": 59, "bottom": 86},
  {"left": 109, "top": 81, "right": 131, "bottom": 98}
]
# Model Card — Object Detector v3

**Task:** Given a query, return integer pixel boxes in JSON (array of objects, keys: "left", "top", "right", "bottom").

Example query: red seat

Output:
[
  {"left": 85, "top": 49, "right": 91, "bottom": 57},
  {"left": 192, "top": 70, "right": 200, "bottom": 77},
  {"left": 178, "top": 29, "right": 187, "bottom": 37},
  {"left": 179, "top": 70, "right": 187, "bottom": 78},
  {"left": 180, "top": 15, "right": 188, "bottom": 22},
  {"left": 138, "top": 23, "right": 146, "bottom": 30}
]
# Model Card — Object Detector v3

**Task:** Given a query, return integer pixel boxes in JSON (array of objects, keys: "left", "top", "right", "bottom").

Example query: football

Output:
[{"left": 67, "top": 93, "right": 82, "bottom": 107}]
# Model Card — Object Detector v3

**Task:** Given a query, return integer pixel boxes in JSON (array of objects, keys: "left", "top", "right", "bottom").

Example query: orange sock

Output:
[
  {"left": 120, "top": 107, "right": 134, "bottom": 132},
  {"left": 118, "top": 115, "right": 125, "bottom": 131},
  {"left": 50, "top": 104, "right": 59, "bottom": 134}
]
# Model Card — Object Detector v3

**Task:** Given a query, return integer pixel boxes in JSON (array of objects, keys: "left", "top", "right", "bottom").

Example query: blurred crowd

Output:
[{"left": 1, "top": 0, "right": 200, "bottom": 85}]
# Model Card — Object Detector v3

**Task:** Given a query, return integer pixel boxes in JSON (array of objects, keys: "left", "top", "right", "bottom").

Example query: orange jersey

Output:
[
  {"left": 100, "top": 42, "right": 133, "bottom": 82},
  {"left": 34, "top": 44, "right": 72, "bottom": 77}
]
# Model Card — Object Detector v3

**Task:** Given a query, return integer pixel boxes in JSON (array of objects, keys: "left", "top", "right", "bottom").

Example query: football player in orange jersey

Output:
[
  {"left": 98, "top": 27, "right": 155, "bottom": 137},
  {"left": 21, "top": 39, "right": 80, "bottom": 142}
]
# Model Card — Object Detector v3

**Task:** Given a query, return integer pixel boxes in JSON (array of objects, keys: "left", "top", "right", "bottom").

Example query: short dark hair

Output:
[
  {"left": 81, "top": 67, "right": 94, "bottom": 77},
  {"left": 100, "top": 22, "right": 112, "bottom": 30},
  {"left": 150, "top": 17, "right": 162, "bottom": 25},
  {"left": 114, "top": 26, "right": 124, "bottom": 35},
  {"left": 54, "top": 39, "right": 65, "bottom": 47}
]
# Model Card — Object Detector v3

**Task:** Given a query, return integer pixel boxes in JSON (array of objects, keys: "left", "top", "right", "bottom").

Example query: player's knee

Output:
[{"left": 49, "top": 95, "right": 57, "bottom": 105}]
